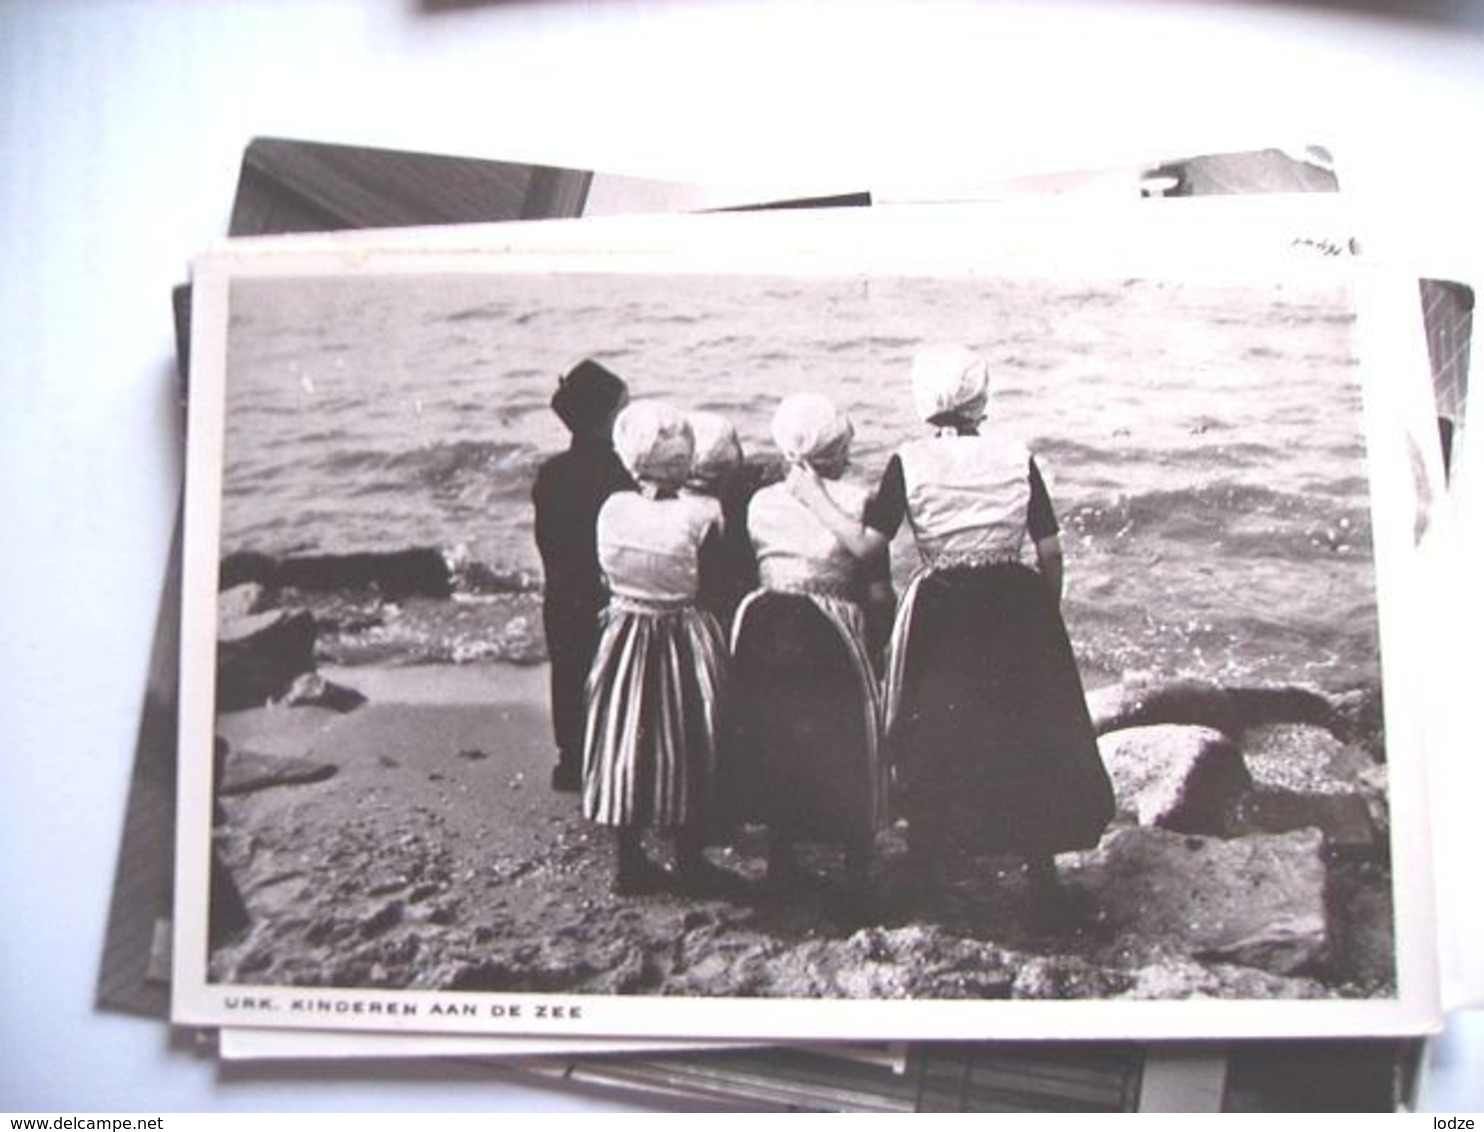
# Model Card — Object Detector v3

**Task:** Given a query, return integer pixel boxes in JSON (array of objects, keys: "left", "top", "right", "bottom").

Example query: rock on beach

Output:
[
  {"left": 1087, "top": 679, "right": 1338, "bottom": 738},
  {"left": 216, "top": 607, "right": 317, "bottom": 711},
  {"left": 1067, "top": 827, "right": 1329, "bottom": 977},
  {"left": 217, "top": 742, "right": 339, "bottom": 796},
  {"left": 1097, "top": 724, "right": 1251, "bottom": 835},
  {"left": 221, "top": 547, "right": 454, "bottom": 599}
]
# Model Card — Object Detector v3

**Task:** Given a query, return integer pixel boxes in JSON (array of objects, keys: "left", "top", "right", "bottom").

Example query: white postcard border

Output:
[{"left": 174, "top": 199, "right": 1440, "bottom": 1040}]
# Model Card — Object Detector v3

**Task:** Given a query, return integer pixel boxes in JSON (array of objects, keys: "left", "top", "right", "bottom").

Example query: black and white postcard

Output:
[{"left": 173, "top": 200, "right": 1442, "bottom": 1040}]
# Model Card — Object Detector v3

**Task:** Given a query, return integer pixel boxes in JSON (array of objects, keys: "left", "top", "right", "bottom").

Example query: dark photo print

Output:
[{"left": 176, "top": 249, "right": 1427, "bottom": 1041}]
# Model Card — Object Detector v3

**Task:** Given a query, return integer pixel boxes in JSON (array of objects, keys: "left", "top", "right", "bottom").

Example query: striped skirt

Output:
[
  {"left": 722, "top": 589, "right": 887, "bottom": 842},
  {"left": 582, "top": 598, "right": 728, "bottom": 828}
]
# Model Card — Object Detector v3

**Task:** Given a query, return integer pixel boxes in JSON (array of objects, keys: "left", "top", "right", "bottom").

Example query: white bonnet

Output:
[
  {"left": 685, "top": 410, "right": 743, "bottom": 490},
  {"left": 911, "top": 345, "right": 990, "bottom": 425},
  {"left": 771, "top": 392, "right": 853, "bottom": 468},
  {"left": 613, "top": 400, "right": 694, "bottom": 490}
]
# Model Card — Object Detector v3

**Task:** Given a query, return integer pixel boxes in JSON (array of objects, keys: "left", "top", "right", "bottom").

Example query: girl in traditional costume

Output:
[
  {"left": 681, "top": 410, "right": 757, "bottom": 630},
  {"left": 793, "top": 348, "right": 1112, "bottom": 892},
  {"left": 726, "top": 393, "right": 888, "bottom": 891},
  {"left": 583, "top": 401, "right": 732, "bottom": 895},
  {"left": 871, "top": 347, "right": 1113, "bottom": 887}
]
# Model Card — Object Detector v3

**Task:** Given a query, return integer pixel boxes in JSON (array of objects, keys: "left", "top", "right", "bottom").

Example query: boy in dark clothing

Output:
[{"left": 531, "top": 359, "right": 632, "bottom": 792}]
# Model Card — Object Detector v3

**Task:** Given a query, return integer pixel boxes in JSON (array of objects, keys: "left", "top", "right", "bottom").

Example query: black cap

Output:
[{"left": 551, "top": 359, "right": 628, "bottom": 436}]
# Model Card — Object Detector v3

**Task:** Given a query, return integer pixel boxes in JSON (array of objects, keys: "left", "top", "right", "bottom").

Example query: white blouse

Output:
[
  {"left": 747, "top": 480, "right": 870, "bottom": 596},
  {"left": 898, "top": 434, "right": 1033, "bottom": 564},
  {"left": 596, "top": 492, "right": 722, "bottom": 604}
]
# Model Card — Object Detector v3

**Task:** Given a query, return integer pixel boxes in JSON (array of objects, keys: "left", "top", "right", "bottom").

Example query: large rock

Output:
[
  {"left": 1235, "top": 723, "right": 1383, "bottom": 846},
  {"left": 1097, "top": 725, "right": 1251, "bottom": 834},
  {"left": 1118, "top": 957, "right": 1330, "bottom": 1000},
  {"left": 671, "top": 923, "right": 1022, "bottom": 1000},
  {"left": 219, "top": 550, "right": 278, "bottom": 591},
  {"left": 216, "top": 608, "right": 317, "bottom": 711},
  {"left": 278, "top": 549, "right": 451, "bottom": 599},
  {"left": 1009, "top": 955, "right": 1132, "bottom": 1000},
  {"left": 218, "top": 581, "right": 271, "bottom": 621},
  {"left": 1067, "top": 827, "right": 1328, "bottom": 976},
  {"left": 1088, "top": 679, "right": 1334, "bottom": 738},
  {"left": 1230, "top": 790, "right": 1378, "bottom": 849},
  {"left": 1242, "top": 723, "right": 1369, "bottom": 794},
  {"left": 219, "top": 548, "right": 452, "bottom": 598}
]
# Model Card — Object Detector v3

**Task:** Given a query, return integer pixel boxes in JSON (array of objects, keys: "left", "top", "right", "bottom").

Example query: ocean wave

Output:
[
  {"left": 319, "top": 439, "right": 533, "bottom": 487},
  {"left": 1063, "top": 481, "right": 1359, "bottom": 544},
  {"left": 998, "top": 355, "right": 1057, "bottom": 372},
  {"left": 691, "top": 395, "right": 767, "bottom": 421},
  {"left": 1034, "top": 437, "right": 1156, "bottom": 467},
  {"left": 1273, "top": 305, "right": 1356, "bottom": 328},
  {"left": 496, "top": 366, "right": 550, "bottom": 383},
  {"left": 1069, "top": 598, "right": 1378, "bottom": 691},
  {"left": 1244, "top": 345, "right": 1285, "bottom": 361},
  {"left": 1301, "top": 352, "right": 1360, "bottom": 368},
  {"left": 1063, "top": 287, "right": 1127, "bottom": 309},
  {"left": 296, "top": 426, "right": 352, "bottom": 445},
  {"left": 314, "top": 447, "right": 391, "bottom": 475},
  {"left": 698, "top": 334, "right": 750, "bottom": 351},
  {"left": 444, "top": 303, "right": 509, "bottom": 324},
  {"left": 305, "top": 592, "right": 547, "bottom": 668},
  {"left": 823, "top": 334, "right": 921, "bottom": 354}
]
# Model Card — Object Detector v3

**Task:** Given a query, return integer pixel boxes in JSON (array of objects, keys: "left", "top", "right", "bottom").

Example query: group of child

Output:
[{"left": 533, "top": 349, "right": 1115, "bottom": 900}]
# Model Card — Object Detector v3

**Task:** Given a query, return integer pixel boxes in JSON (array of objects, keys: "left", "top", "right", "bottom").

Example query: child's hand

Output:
[{"left": 786, "top": 462, "right": 826, "bottom": 507}]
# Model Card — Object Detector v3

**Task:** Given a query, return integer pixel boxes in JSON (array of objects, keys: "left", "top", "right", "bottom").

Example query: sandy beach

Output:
[{"left": 209, "top": 653, "right": 1395, "bottom": 1007}]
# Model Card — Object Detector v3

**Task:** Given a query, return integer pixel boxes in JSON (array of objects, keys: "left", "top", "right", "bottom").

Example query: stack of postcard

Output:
[{"left": 98, "top": 137, "right": 1476, "bottom": 1111}]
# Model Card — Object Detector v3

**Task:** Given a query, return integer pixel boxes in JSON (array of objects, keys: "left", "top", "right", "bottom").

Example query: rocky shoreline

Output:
[{"left": 209, "top": 576, "right": 1394, "bottom": 1003}]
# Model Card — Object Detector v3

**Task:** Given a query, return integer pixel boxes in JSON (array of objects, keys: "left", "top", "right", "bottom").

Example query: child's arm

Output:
[{"left": 786, "top": 464, "right": 887, "bottom": 561}]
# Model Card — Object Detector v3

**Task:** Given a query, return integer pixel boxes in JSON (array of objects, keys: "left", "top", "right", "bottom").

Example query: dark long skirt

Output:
[
  {"left": 883, "top": 562, "right": 1113, "bottom": 859},
  {"left": 723, "top": 591, "right": 885, "bottom": 847}
]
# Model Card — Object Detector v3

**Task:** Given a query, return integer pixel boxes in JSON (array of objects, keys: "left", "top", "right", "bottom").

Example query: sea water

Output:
[{"left": 222, "top": 271, "right": 1377, "bottom": 691}]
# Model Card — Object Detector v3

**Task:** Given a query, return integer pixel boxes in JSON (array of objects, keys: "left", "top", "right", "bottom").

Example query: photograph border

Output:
[{"left": 174, "top": 198, "right": 1441, "bottom": 1040}]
